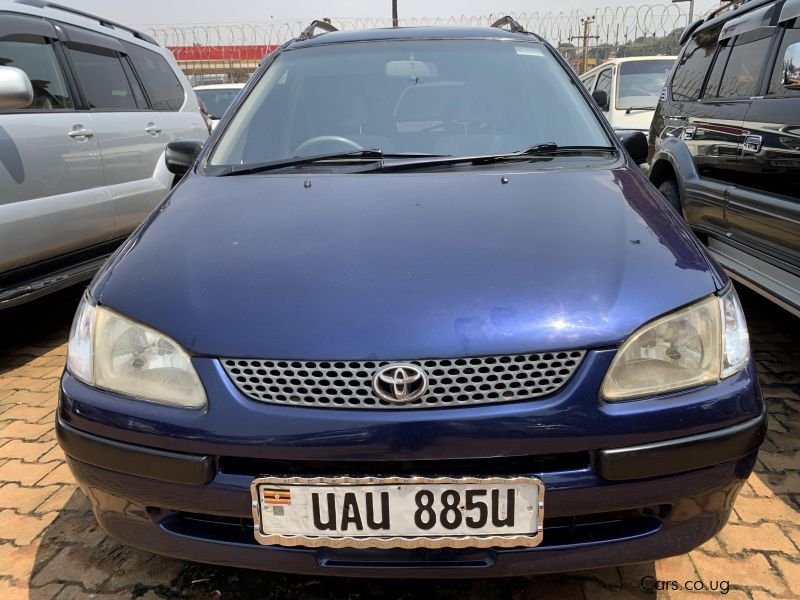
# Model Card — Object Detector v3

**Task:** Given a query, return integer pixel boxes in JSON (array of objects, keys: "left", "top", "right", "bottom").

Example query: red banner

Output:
[{"left": 168, "top": 45, "right": 279, "bottom": 61}]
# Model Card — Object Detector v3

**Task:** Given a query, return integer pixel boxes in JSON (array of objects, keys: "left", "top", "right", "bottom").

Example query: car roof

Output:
[
  {"left": 580, "top": 56, "right": 678, "bottom": 78},
  {"left": 1, "top": 0, "right": 161, "bottom": 51},
  {"left": 692, "top": 0, "right": 781, "bottom": 39},
  {"left": 194, "top": 84, "right": 246, "bottom": 90},
  {"left": 288, "top": 26, "right": 543, "bottom": 49}
]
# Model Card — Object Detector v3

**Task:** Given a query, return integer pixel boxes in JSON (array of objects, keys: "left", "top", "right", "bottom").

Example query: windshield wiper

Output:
[
  {"left": 480, "top": 142, "right": 618, "bottom": 161},
  {"left": 217, "top": 150, "right": 386, "bottom": 176},
  {"left": 214, "top": 144, "right": 615, "bottom": 176},
  {"left": 624, "top": 106, "right": 656, "bottom": 114},
  {"left": 215, "top": 150, "right": 447, "bottom": 176},
  {"left": 363, "top": 143, "right": 616, "bottom": 172}
]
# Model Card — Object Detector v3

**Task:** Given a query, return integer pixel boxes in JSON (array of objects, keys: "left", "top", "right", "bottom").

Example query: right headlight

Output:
[
  {"left": 601, "top": 286, "right": 749, "bottom": 401},
  {"left": 67, "top": 295, "right": 207, "bottom": 409}
]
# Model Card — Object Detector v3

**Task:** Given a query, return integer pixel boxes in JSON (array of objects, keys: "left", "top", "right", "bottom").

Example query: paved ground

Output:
[{"left": 0, "top": 284, "right": 798, "bottom": 599}]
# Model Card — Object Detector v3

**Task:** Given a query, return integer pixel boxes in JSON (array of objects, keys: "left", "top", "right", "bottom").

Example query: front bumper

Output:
[
  {"left": 58, "top": 351, "right": 765, "bottom": 577},
  {"left": 57, "top": 410, "right": 766, "bottom": 487}
]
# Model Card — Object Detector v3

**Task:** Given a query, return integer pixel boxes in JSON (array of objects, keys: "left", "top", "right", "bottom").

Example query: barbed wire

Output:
[
  {"left": 144, "top": 4, "right": 708, "bottom": 80},
  {"left": 142, "top": 4, "right": 692, "bottom": 50}
]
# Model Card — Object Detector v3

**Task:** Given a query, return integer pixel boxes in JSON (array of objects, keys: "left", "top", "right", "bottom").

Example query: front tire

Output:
[{"left": 658, "top": 180, "right": 681, "bottom": 214}]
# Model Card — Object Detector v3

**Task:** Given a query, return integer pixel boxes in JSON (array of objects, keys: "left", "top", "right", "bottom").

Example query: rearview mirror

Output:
[
  {"left": 591, "top": 90, "right": 609, "bottom": 111},
  {"left": 0, "top": 66, "right": 33, "bottom": 110},
  {"left": 165, "top": 139, "right": 205, "bottom": 177},
  {"left": 617, "top": 130, "right": 648, "bottom": 165},
  {"left": 783, "top": 42, "right": 800, "bottom": 90},
  {"left": 385, "top": 60, "right": 438, "bottom": 78}
]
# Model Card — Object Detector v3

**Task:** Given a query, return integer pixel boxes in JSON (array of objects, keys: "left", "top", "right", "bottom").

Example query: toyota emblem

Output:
[{"left": 372, "top": 363, "right": 428, "bottom": 403}]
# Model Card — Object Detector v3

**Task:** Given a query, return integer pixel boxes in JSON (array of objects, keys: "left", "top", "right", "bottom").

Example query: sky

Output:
[{"left": 56, "top": 0, "right": 721, "bottom": 27}]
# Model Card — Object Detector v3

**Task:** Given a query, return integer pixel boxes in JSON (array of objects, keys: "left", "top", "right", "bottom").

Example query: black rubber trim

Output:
[
  {"left": 56, "top": 416, "right": 216, "bottom": 485},
  {"left": 0, "top": 256, "right": 106, "bottom": 308},
  {"left": 597, "top": 410, "right": 767, "bottom": 481},
  {"left": 0, "top": 237, "right": 125, "bottom": 288},
  {"left": 0, "top": 237, "right": 128, "bottom": 308}
]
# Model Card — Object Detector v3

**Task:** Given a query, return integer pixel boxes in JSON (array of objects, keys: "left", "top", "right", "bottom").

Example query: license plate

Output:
[{"left": 250, "top": 476, "right": 544, "bottom": 549}]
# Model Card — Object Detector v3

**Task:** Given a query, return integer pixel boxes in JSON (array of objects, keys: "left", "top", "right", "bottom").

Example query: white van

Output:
[{"left": 580, "top": 56, "right": 677, "bottom": 131}]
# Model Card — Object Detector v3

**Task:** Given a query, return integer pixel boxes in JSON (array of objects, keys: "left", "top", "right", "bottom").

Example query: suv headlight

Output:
[
  {"left": 601, "top": 287, "right": 749, "bottom": 401},
  {"left": 67, "top": 295, "right": 207, "bottom": 409}
]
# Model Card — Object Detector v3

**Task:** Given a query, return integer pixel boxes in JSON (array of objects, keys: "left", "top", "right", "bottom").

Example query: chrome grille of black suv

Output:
[{"left": 220, "top": 351, "right": 586, "bottom": 409}]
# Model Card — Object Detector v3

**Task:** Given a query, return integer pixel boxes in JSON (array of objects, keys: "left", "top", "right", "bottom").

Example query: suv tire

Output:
[{"left": 658, "top": 180, "right": 681, "bottom": 213}]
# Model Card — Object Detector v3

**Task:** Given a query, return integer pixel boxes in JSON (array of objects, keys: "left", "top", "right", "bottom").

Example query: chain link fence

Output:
[{"left": 143, "top": 4, "right": 696, "bottom": 82}]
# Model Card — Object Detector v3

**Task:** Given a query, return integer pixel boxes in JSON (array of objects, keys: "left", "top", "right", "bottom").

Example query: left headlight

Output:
[
  {"left": 601, "top": 286, "right": 749, "bottom": 401},
  {"left": 67, "top": 295, "right": 207, "bottom": 409}
]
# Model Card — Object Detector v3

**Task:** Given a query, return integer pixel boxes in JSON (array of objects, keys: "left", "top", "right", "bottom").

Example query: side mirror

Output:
[
  {"left": 591, "top": 89, "right": 609, "bottom": 111},
  {"left": 165, "top": 139, "right": 205, "bottom": 177},
  {"left": 783, "top": 42, "right": 800, "bottom": 90},
  {"left": 0, "top": 66, "right": 33, "bottom": 109},
  {"left": 617, "top": 130, "right": 648, "bottom": 165}
]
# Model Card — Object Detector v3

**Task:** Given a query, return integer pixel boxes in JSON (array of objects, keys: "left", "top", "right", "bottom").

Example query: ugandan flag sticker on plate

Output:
[{"left": 263, "top": 488, "right": 291, "bottom": 505}]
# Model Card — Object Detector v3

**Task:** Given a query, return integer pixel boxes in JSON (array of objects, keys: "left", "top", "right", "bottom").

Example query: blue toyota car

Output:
[{"left": 58, "top": 19, "right": 765, "bottom": 577}]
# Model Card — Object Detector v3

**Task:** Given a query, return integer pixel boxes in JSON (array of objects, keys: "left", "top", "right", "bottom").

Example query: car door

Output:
[
  {"left": 729, "top": 19, "right": 800, "bottom": 272},
  {"left": 665, "top": 25, "right": 728, "bottom": 233},
  {"left": 124, "top": 40, "right": 202, "bottom": 143},
  {"left": 668, "top": 5, "right": 776, "bottom": 237},
  {"left": 122, "top": 40, "right": 207, "bottom": 227},
  {"left": 57, "top": 23, "right": 167, "bottom": 239},
  {"left": 700, "top": 22, "right": 775, "bottom": 178},
  {"left": 0, "top": 13, "right": 110, "bottom": 276}
]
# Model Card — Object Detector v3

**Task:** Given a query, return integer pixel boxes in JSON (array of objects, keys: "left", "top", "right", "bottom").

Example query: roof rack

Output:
[
  {"left": 14, "top": 0, "right": 159, "bottom": 45},
  {"left": 297, "top": 19, "right": 339, "bottom": 41},
  {"left": 490, "top": 15, "right": 527, "bottom": 34}
]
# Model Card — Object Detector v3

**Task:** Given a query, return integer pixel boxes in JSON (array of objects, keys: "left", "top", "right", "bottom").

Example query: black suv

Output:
[{"left": 648, "top": 0, "right": 800, "bottom": 316}]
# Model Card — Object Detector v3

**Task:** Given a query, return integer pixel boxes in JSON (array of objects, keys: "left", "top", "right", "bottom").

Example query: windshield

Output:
[
  {"left": 617, "top": 60, "right": 674, "bottom": 110},
  {"left": 209, "top": 40, "right": 609, "bottom": 167},
  {"left": 195, "top": 88, "right": 242, "bottom": 119}
]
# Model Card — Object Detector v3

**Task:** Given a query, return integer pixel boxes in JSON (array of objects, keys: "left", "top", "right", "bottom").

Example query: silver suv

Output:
[{"left": 0, "top": 0, "right": 208, "bottom": 308}]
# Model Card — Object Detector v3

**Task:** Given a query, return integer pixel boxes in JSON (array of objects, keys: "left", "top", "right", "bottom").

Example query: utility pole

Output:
[
  {"left": 392, "top": 0, "right": 398, "bottom": 27},
  {"left": 569, "top": 16, "right": 599, "bottom": 75},
  {"left": 672, "top": 0, "right": 696, "bottom": 27}
]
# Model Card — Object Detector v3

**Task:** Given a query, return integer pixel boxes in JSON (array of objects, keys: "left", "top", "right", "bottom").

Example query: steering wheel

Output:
[{"left": 293, "top": 135, "right": 363, "bottom": 156}]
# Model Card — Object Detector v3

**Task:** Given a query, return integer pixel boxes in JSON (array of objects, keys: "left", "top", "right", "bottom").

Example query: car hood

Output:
[
  {"left": 611, "top": 108, "right": 655, "bottom": 131},
  {"left": 94, "top": 166, "right": 722, "bottom": 359}
]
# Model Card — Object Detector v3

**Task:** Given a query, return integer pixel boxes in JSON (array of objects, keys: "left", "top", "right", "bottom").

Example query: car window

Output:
[
  {"left": 715, "top": 29, "right": 774, "bottom": 98},
  {"left": 671, "top": 27, "right": 720, "bottom": 101},
  {"left": 120, "top": 57, "right": 149, "bottom": 109},
  {"left": 581, "top": 75, "right": 596, "bottom": 91},
  {"left": 594, "top": 68, "right": 612, "bottom": 108},
  {"left": 124, "top": 43, "right": 185, "bottom": 111},
  {"left": 68, "top": 46, "right": 137, "bottom": 110},
  {"left": 767, "top": 24, "right": 800, "bottom": 97},
  {"left": 703, "top": 41, "right": 732, "bottom": 98},
  {"left": 617, "top": 60, "right": 673, "bottom": 109},
  {"left": 210, "top": 40, "right": 610, "bottom": 167},
  {"left": 0, "top": 34, "right": 72, "bottom": 110},
  {"left": 195, "top": 88, "right": 241, "bottom": 119}
]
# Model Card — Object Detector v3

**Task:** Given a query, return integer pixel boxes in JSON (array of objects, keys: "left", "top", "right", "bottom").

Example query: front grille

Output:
[{"left": 221, "top": 350, "right": 586, "bottom": 409}]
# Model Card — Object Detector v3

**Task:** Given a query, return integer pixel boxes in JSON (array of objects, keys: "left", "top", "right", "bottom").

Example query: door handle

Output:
[
  {"left": 742, "top": 135, "right": 762, "bottom": 153},
  {"left": 145, "top": 123, "right": 162, "bottom": 135},
  {"left": 67, "top": 127, "right": 94, "bottom": 139}
]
